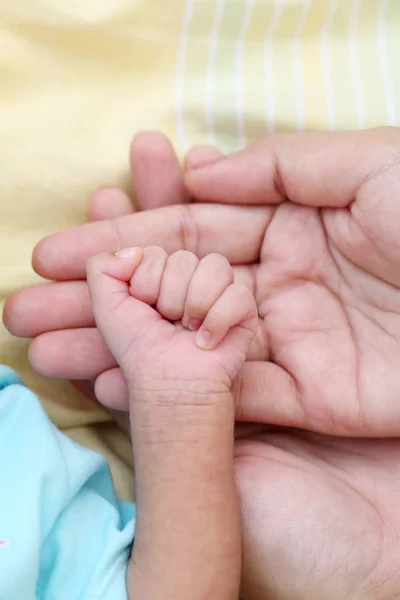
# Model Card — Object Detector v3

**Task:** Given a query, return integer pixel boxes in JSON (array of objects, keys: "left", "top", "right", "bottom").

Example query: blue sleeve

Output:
[{"left": 0, "top": 366, "right": 135, "bottom": 600}]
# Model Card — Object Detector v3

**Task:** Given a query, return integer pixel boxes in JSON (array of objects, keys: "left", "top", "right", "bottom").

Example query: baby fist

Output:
[{"left": 86, "top": 247, "right": 258, "bottom": 400}]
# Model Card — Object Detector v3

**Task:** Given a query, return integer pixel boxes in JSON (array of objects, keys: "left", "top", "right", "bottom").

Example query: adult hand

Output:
[
  {"left": 234, "top": 428, "right": 400, "bottom": 599},
  {"left": 5, "top": 128, "right": 400, "bottom": 437},
  {"left": 185, "top": 127, "right": 400, "bottom": 437}
]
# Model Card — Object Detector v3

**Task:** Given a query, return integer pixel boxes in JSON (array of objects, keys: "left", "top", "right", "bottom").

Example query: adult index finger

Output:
[{"left": 33, "top": 203, "right": 272, "bottom": 280}]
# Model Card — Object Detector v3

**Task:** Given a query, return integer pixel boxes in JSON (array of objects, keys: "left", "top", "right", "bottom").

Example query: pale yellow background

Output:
[{"left": 0, "top": 0, "right": 399, "bottom": 499}]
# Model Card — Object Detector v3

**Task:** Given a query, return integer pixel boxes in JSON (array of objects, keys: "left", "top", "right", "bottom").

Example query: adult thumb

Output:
[{"left": 185, "top": 127, "right": 400, "bottom": 208}]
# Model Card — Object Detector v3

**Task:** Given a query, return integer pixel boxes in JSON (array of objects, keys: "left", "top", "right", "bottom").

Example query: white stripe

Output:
[
  {"left": 206, "top": 0, "right": 226, "bottom": 146},
  {"left": 236, "top": 0, "right": 255, "bottom": 148},
  {"left": 348, "top": 0, "right": 365, "bottom": 129},
  {"left": 293, "top": 0, "right": 312, "bottom": 131},
  {"left": 264, "top": 0, "right": 285, "bottom": 133},
  {"left": 378, "top": 0, "right": 396, "bottom": 125},
  {"left": 175, "top": 0, "right": 196, "bottom": 152},
  {"left": 321, "top": 0, "right": 338, "bottom": 131}
]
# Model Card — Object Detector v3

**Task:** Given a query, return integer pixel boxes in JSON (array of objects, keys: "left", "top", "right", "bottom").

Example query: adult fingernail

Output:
[
  {"left": 195, "top": 329, "right": 212, "bottom": 350},
  {"left": 114, "top": 247, "right": 141, "bottom": 258}
]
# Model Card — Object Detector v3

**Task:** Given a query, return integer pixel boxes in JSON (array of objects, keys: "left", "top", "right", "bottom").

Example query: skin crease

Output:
[{"left": 4, "top": 129, "right": 400, "bottom": 597}]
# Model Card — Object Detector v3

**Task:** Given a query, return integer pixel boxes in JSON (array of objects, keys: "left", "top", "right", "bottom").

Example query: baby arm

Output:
[{"left": 87, "top": 247, "right": 258, "bottom": 600}]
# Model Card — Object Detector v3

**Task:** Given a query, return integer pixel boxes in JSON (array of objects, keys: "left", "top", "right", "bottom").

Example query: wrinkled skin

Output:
[
  {"left": 4, "top": 128, "right": 400, "bottom": 598},
  {"left": 235, "top": 429, "right": 400, "bottom": 599}
]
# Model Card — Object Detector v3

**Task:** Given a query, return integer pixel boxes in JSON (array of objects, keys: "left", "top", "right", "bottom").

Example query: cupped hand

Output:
[
  {"left": 235, "top": 428, "right": 400, "bottom": 599},
  {"left": 5, "top": 128, "right": 400, "bottom": 436},
  {"left": 185, "top": 127, "right": 400, "bottom": 436}
]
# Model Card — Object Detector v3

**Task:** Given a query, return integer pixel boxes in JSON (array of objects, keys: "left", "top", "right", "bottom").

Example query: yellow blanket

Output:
[{"left": 1, "top": 0, "right": 399, "bottom": 500}]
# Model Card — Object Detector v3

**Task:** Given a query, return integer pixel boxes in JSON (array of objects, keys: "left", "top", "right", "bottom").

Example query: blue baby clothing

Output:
[{"left": 0, "top": 366, "right": 135, "bottom": 599}]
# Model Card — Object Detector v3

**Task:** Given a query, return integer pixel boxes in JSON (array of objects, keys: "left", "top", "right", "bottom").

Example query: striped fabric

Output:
[{"left": 174, "top": 0, "right": 400, "bottom": 153}]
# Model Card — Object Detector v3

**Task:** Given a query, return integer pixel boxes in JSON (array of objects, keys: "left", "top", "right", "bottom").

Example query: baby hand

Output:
[{"left": 86, "top": 246, "right": 258, "bottom": 401}]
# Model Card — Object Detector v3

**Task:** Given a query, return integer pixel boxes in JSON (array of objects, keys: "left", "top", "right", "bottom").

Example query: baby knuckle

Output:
[
  {"left": 202, "top": 253, "right": 233, "bottom": 278},
  {"left": 170, "top": 249, "right": 198, "bottom": 269}
]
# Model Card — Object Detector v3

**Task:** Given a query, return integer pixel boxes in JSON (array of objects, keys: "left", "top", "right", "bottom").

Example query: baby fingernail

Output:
[
  {"left": 114, "top": 247, "right": 140, "bottom": 258},
  {"left": 188, "top": 319, "right": 201, "bottom": 332},
  {"left": 195, "top": 329, "right": 212, "bottom": 350}
]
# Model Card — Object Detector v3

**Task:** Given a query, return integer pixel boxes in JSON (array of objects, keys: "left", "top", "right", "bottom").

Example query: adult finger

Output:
[
  {"left": 3, "top": 282, "right": 93, "bottom": 337},
  {"left": 88, "top": 132, "right": 187, "bottom": 220},
  {"left": 232, "top": 361, "right": 365, "bottom": 435},
  {"left": 232, "top": 362, "right": 307, "bottom": 428},
  {"left": 29, "top": 328, "right": 116, "bottom": 379},
  {"left": 130, "top": 131, "right": 188, "bottom": 209},
  {"left": 185, "top": 127, "right": 400, "bottom": 208},
  {"left": 33, "top": 203, "right": 272, "bottom": 280},
  {"left": 88, "top": 188, "right": 134, "bottom": 221},
  {"left": 71, "top": 380, "right": 130, "bottom": 438},
  {"left": 95, "top": 368, "right": 129, "bottom": 411},
  {"left": 184, "top": 145, "right": 223, "bottom": 171}
]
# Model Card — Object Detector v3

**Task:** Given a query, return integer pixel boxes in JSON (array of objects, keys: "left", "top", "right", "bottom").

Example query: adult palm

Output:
[
  {"left": 234, "top": 428, "right": 400, "bottom": 599},
  {"left": 184, "top": 127, "right": 400, "bottom": 437},
  {"left": 4, "top": 128, "right": 400, "bottom": 436}
]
